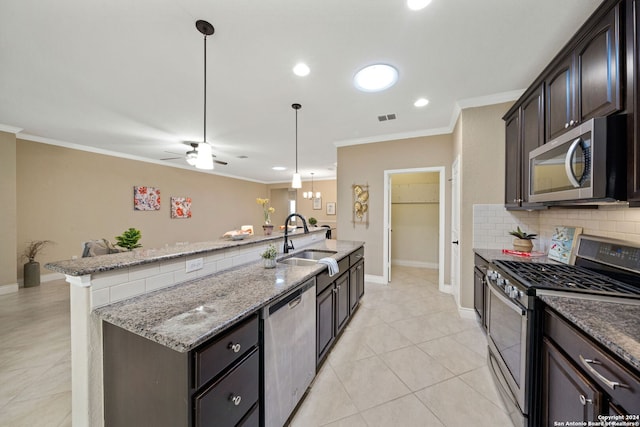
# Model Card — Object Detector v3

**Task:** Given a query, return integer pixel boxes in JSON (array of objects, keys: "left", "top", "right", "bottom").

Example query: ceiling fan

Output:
[{"left": 160, "top": 142, "right": 228, "bottom": 166}]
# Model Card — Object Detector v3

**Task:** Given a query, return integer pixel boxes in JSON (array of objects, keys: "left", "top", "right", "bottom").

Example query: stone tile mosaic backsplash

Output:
[{"left": 473, "top": 204, "right": 640, "bottom": 252}]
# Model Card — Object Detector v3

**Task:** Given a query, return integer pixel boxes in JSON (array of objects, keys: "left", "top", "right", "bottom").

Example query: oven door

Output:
[{"left": 486, "top": 279, "right": 529, "bottom": 423}]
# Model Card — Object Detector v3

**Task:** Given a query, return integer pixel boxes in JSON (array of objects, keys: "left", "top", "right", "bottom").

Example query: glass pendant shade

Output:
[
  {"left": 292, "top": 173, "right": 302, "bottom": 189},
  {"left": 195, "top": 143, "right": 214, "bottom": 170}
]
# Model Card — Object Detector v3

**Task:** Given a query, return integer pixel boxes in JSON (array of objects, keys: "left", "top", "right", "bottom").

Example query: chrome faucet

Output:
[{"left": 283, "top": 213, "right": 309, "bottom": 253}]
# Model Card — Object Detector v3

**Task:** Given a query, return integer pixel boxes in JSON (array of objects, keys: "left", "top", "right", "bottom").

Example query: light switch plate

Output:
[{"left": 186, "top": 257, "right": 204, "bottom": 273}]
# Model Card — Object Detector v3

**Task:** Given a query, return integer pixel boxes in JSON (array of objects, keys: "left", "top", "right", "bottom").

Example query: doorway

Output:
[{"left": 383, "top": 167, "right": 446, "bottom": 290}]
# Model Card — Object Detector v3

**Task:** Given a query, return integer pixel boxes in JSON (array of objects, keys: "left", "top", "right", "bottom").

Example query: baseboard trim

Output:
[
  {"left": 17, "top": 272, "right": 66, "bottom": 287},
  {"left": 365, "top": 274, "right": 386, "bottom": 284},
  {"left": 458, "top": 306, "right": 477, "bottom": 320},
  {"left": 0, "top": 283, "right": 19, "bottom": 295},
  {"left": 392, "top": 260, "right": 438, "bottom": 269}
]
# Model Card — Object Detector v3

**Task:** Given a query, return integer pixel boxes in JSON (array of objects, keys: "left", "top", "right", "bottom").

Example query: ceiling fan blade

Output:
[
  {"left": 214, "top": 159, "right": 228, "bottom": 165},
  {"left": 160, "top": 157, "right": 181, "bottom": 161}
]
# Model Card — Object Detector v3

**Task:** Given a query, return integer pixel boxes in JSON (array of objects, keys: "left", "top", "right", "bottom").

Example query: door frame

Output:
[{"left": 383, "top": 167, "right": 446, "bottom": 290}]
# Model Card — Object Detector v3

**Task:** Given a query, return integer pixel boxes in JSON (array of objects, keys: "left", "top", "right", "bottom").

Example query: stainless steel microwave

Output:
[{"left": 528, "top": 117, "right": 626, "bottom": 204}]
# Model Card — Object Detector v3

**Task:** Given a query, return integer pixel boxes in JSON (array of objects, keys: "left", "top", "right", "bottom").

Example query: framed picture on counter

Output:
[
  {"left": 326, "top": 202, "right": 336, "bottom": 215},
  {"left": 313, "top": 197, "right": 322, "bottom": 210}
]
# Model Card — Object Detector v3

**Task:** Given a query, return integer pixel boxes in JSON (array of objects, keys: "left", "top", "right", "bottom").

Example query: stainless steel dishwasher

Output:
[{"left": 263, "top": 277, "right": 316, "bottom": 427}]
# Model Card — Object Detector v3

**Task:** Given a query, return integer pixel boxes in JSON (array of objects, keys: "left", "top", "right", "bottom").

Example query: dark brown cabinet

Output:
[
  {"left": 103, "top": 314, "right": 260, "bottom": 427},
  {"left": 316, "top": 248, "right": 365, "bottom": 367},
  {"left": 541, "top": 307, "right": 640, "bottom": 422},
  {"left": 541, "top": 337, "right": 601, "bottom": 425},
  {"left": 473, "top": 254, "right": 489, "bottom": 331},
  {"left": 630, "top": 0, "right": 640, "bottom": 204},
  {"left": 504, "top": 86, "right": 545, "bottom": 209},
  {"left": 545, "top": 3, "right": 622, "bottom": 142}
]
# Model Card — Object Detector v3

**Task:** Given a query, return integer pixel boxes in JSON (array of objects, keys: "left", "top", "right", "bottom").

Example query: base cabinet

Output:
[
  {"left": 103, "top": 314, "right": 260, "bottom": 427},
  {"left": 473, "top": 254, "right": 489, "bottom": 331},
  {"left": 541, "top": 307, "right": 640, "bottom": 424}
]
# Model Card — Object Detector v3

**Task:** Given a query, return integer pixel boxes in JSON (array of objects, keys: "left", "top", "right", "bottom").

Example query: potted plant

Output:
[
  {"left": 308, "top": 217, "right": 318, "bottom": 227},
  {"left": 21, "top": 240, "right": 53, "bottom": 287},
  {"left": 256, "top": 198, "right": 276, "bottom": 235},
  {"left": 260, "top": 244, "right": 278, "bottom": 268},
  {"left": 509, "top": 226, "right": 537, "bottom": 253},
  {"left": 115, "top": 228, "right": 142, "bottom": 251}
]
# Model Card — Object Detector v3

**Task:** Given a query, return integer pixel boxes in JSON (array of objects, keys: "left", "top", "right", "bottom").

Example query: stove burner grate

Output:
[{"left": 494, "top": 260, "right": 640, "bottom": 296}]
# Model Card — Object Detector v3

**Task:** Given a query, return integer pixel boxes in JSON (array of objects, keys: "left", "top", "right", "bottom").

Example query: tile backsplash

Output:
[{"left": 473, "top": 204, "right": 640, "bottom": 252}]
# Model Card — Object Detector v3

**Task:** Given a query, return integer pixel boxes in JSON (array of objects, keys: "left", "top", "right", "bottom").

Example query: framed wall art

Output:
[
  {"left": 353, "top": 184, "right": 369, "bottom": 227},
  {"left": 133, "top": 186, "right": 161, "bottom": 211},
  {"left": 170, "top": 197, "right": 192, "bottom": 219},
  {"left": 313, "top": 197, "right": 322, "bottom": 210},
  {"left": 326, "top": 202, "right": 336, "bottom": 215}
]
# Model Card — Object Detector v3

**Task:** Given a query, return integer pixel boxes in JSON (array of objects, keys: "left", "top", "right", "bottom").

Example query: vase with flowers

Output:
[
  {"left": 260, "top": 244, "right": 278, "bottom": 268},
  {"left": 256, "top": 197, "right": 276, "bottom": 235}
]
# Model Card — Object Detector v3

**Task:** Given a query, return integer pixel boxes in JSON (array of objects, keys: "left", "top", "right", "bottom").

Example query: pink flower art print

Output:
[
  {"left": 133, "top": 186, "right": 161, "bottom": 211},
  {"left": 171, "top": 197, "right": 192, "bottom": 219}
]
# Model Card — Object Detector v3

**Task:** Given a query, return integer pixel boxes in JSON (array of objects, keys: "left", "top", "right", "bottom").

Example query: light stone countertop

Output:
[
  {"left": 93, "top": 239, "right": 364, "bottom": 353},
  {"left": 539, "top": 295, "right": 640, "bottom": 372},
  {"left": 45, "top": 227, "right": 327, "bottom": 276}
]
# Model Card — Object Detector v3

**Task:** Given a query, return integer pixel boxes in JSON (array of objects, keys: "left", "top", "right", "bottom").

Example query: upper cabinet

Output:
[
  {"left": 505, "top": 86, "right": 545, "bottom": 209},
  {"left": 630, "top": 0, "right": 640, "bottom": 204},
  {"left": 545, "top": 3, "right": 622, "bottom": 142}
]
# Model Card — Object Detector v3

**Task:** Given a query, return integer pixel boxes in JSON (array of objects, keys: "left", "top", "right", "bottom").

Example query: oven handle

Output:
[{"left": 487, "top": 280, "right": 525, "bottom": 315}]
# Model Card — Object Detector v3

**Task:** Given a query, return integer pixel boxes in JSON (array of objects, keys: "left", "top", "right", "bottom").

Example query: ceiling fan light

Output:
[
  {"left": 186, "top": 150, "right": 198, "bottom": 166},
  {"left": 292, "top": 173, "right": 302, "bottom": 189},
  {"left": 195, "top": 143, "right": 214, "bottom": 170}
]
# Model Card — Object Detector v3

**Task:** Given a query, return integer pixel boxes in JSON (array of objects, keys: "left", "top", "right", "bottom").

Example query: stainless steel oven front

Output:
[{"left": 486, "top": 268, "right": 531, "bottom": 427}]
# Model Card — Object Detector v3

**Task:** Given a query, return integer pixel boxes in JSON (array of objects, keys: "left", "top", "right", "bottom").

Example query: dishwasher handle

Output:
[{"left": 268, "top": 278, "right": 314, "bottom": 316}]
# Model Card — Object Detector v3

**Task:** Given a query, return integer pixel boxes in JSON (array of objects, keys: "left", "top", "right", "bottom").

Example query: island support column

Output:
[{"left": 67, "top": 274, "right": 104, "bottom": 427}]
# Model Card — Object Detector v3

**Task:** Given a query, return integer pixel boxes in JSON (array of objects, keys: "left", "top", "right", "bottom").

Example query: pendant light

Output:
[
  {"left": 303, "top": 173, "right": 321, "bottom": 199},
  {"left": 291, "top": 103, "right": 302, "bottom": 188},
  {"left": 195, "top": 20, "right": 215, "bottom": 170}
]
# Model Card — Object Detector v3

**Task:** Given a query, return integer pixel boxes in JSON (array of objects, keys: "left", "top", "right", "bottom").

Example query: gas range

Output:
[{"left": 492, "top": 235, "right": 640, "bottom": 300}]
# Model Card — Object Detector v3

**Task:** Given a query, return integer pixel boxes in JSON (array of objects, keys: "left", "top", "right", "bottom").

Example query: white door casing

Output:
[{"left": 450, "top": 156, "right": 461, "bottom": 305}]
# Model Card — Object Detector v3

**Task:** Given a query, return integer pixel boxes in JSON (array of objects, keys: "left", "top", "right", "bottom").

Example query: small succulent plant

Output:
[
  {"left": 260, "top": 244, "right": 277, "bottom": 260},
  {"left": 509, "top": 226, "right": 537, "bottom": 240}
]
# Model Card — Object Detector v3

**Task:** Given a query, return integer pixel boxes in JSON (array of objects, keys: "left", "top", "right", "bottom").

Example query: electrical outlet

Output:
[{"left": 186, "top": 257, "right": 204, "bottom": 273}]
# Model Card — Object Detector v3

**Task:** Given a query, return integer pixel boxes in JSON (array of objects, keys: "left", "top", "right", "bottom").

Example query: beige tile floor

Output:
[
  {"left": 290, "top": 267, "right": 512, "bottom": 427},
  {"left": 0, "top": 267, "right": 511, "bottom": 427}
]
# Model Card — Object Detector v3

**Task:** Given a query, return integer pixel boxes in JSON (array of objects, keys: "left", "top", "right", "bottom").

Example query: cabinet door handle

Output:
[
  {"left": 579, "top": 355, "right": 626, "bottom": 390},
  {"left": 229, "top": 394, "right": 242, "bottom": 406},
  {"left": 579, "top": 394, "right": 592, "bottom": 406},
  {"left": 228, "top": 343, "right": 241, "bottom": 353}
]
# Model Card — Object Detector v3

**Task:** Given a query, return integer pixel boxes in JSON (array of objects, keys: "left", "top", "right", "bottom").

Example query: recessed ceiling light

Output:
[
  {"left": 272, "top": 166, "right": 286, "bottom": 171},
  {"left": 407, "top": 0, "right": 432, "bottom": 11},
  {"left": 293, "top": 63, "right": 310, "bottom": 77},
  {"left": 353, "top": 64, "right": 399, "bottom": 92},
  {"left": 414, "top": 98, "right": 430, "bottom": 107}
]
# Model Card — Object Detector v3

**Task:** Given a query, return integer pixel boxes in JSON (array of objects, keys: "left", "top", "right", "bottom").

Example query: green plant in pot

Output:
[
  {"left": 21, "top": 240, "right": 53, "bottom": 287},
  {"left": 260, "top": 244, "right": 278, "bottom": 269},
  {"left": 115, "top": 228, "right": 142, "bottom": 251},
  {"left": 509, "top": 226, "right": 537, "bottom": 253},
  {"left": 308, "top": 217, "right": 318, "bottom": 226}
]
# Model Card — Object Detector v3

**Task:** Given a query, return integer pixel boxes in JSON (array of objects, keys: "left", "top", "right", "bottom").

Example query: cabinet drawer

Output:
[
  {"left": 194, "top": 314, "right": 258, "bottom": 389},
  {"left": 349, "top": 247, "right": 364, "bottom": 266},
  {"left": 544, "top": 309, "right": 640, "bottom": 412},
  {"left": 194, "top": 348, "right": 259, "bottom": 427},
  {"left": 316, "top": 257, "right": 350, "bottom": 295}
]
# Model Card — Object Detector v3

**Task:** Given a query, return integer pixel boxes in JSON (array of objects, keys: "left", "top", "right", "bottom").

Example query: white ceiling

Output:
[{"left": 0, "top": 0, "right": 602, "bottom": 183}]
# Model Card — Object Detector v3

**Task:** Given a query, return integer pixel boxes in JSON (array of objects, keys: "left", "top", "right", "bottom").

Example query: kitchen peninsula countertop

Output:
[
  {"left": 539, "top": 295, "right": 640, "bottom": 372},
  {"left": 93, "top": 239, "right": 364, "bottom": 353},
  {"left": 45, "top": 227, "right": 327, "bottom": 276}
]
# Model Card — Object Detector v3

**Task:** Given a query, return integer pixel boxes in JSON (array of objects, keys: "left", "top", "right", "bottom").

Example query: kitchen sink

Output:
[
  {"left": 291, "top": 249, "right": 337, "bottom": 260},
  {"left": 278, "top": 257, "right": 319, "bottom": 267},
  {"left": 278, "top": 249, "right": 337, "bottom": 266}
]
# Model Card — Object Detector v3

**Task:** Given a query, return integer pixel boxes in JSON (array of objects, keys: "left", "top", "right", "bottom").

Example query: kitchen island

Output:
[{"left": 45, "top": 228, "right": 363, "bottom": 427}]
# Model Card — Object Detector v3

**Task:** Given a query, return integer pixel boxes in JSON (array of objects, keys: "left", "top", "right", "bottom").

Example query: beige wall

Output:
[
  {"left": 15, "top": 139, "right": 268, "bottom": 280},
  {"left": 268, "top": 179, "right": 338, "bottom": 230},
  {"left": 0, "top": 131, "right": 18, "bottom": 288},
  {"left": 458, "top": 102, "right": 512, "bottom": 308},
  {"left": 337, "top": 135, "right": 453, "bottom": 279}
]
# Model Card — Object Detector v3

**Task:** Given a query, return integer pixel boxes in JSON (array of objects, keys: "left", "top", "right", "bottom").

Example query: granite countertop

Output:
[
  {"left": 93, "top": 239, "right": 364, "bottom": 353},
  {"left": 45, "top": 227, "right": 327, "bottom": 276},
  {"left": 474, "top": 248, "right": 552, "bottom": 264},
  {"left": 539, "top": 295, "right": 640, "bottom": 372}
]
